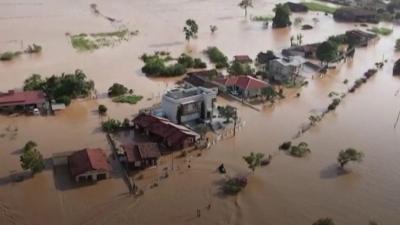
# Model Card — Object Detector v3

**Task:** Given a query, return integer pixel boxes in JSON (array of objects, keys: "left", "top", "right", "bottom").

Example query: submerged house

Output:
[
  {"left": 285, "top": 2, "right": 308, "bottom": 12},
  {"left": 216, "top": 75, "right": 270, "bottom": 99},
  {"left": 345, "top": 29, "right": 377, "bottom": 46},
  {"left": 68, "top": 148, "right": 111, "bottom": 182},
  {"left": 133, "top": 113, "right": 200, "bottom": 151},
  {"left": 269, "top": 56, "right": 304, "bottom": 84},
  {"left": 333, "top": 7, "right": 378, "bottom": 23},
  {"left": 282, "top": 43, "right": 320, "bottom": 59},
  {"left": 120, "top": 143, "right": 161, "bottom": 169},
  {"left": 161, "top": 86, "right": 217, "bottom": 124},
  {"left": 0, "top": 90, "right": 47, "bottom": 114}
]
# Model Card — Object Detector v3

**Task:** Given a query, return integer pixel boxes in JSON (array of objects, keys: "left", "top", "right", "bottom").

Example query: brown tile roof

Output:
[
  {"left": 0, "top": 90, "right": 46, "bottom": 107},
  {"left": 121, "top": 143, "right": 160, "bottom": 163},
  {"left": 68, "top": 148, "right": 111, "bottom": 177}
]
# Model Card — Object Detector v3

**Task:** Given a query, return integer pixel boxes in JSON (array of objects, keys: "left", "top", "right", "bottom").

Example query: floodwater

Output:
[{"left": 1, "top": 0, "right": 400, "bottom": 224}]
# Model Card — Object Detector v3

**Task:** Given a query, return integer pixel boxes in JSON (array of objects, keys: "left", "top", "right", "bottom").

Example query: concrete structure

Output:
[
  {"left": 269, "top": 56, "right": 304, "bottom": 84},
  {"left": 161, "top": 86, "right": 217, "bottom": 124},
  {"left": 68, "top": 148, "right": 111, "bottom": 182},
  {"left": 0, "top": 90, "right": 47, "bottom": 114}
]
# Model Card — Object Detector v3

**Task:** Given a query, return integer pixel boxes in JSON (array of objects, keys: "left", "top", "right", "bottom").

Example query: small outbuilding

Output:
[
  {"left": 0, "top": 90, "right": 47, "bottom": 114},
  {"left": 120, "top": 143, "right": 161, "bottom": 169},
  {"left": 68, "top": 148, "right": 111, "bottom": 182}
]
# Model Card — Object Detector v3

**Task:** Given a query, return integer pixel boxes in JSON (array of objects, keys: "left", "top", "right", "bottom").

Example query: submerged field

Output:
[{"left": 1, "top": 0, "right": 400, "bottom": 225}]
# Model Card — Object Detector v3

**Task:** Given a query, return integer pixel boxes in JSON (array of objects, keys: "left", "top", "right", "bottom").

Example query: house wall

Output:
[
  {"left": 269, "top": 60, "right": 301, "bottom": 83},
  {"left": 75, "top": 170, "right": 109, "bottom": 182}
]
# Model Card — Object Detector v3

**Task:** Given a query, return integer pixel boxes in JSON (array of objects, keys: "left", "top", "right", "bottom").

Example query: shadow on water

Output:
[{"left": 320, "top": 163, "right": 350, "bottom": 179}]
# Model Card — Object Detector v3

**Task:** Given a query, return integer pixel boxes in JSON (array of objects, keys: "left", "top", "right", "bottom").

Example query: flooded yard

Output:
[{"left": 1, "top": 0, "right": 400, "bottom": 225}]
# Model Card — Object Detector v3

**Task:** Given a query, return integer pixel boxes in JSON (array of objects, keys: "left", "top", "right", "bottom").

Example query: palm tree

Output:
[{"left": 238, "top": 0, "right": 253, "bottom": 18}]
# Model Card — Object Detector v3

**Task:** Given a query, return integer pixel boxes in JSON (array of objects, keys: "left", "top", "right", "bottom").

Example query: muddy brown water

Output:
[{"left": 1, "top": 0, "right": 400, "bottom": 224}]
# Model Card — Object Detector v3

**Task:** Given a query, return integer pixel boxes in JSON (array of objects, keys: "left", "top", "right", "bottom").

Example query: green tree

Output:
[
  {"left": 23, "top": 74, "right": 45, "bottom": 91},
  {"left": 337, "top": 148, "right": 364, "bottom": 168},
  {"left": 218, "top": 105, "right": 237, "bottom": 123},
  {"left": 238, "top": 0, "right": 253, "bottom": 18},
  {"left": 262, "top": 86, "right": 277, "bottom": 101},
  {"left": 272, "top": 4, "right": 291, "bottom": 28},
  {"left": 20, "top": 141, "right": 45, "bottom": 173},
  {"left": 312, "top": 218, "right": 335, "bottom": 225},
  {"left": 243, "top": 152, "right": 265, "bottom": 172},
  {"left": 101, "top": 119, "right": 122, "bottom": 133},
  {"left": 98, "top": 104, "right": 107, "bottom": 115},
  {"left": 108, "top": 83, "right": 128, "bottom": 97},
  {"left": 183, "top": 19, "right": 199, "bottom": 42},
  {"left": 204, "top": 46, "right": 229, "bottom": 68},
  {"left": 316, "top": 41, "right": 338, "bottom": 65},
  {"left": 228, "top": 61, "right": 254, "bottom": 75},
  {"left": 288, "top": 142, "right": 311, "bottom": 157}
]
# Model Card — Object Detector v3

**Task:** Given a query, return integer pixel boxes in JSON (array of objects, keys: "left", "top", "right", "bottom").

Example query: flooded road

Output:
[{"left": 1, "top": 0, "right": 400, "bottom": 224}]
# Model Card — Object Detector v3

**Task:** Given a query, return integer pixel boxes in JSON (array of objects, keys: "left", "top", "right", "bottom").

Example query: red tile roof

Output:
[
  {"left": 0, "top": 90, "right": 46, "bottom": 107},
  {"left": 216, "top": 76, "right": 269, "bottom": 90},
  {"left": 68, "top": 148, "right": 111, "bottom": 177}
]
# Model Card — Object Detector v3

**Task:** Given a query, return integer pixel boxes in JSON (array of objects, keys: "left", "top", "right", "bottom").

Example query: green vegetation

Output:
[
  {"left": 177, "top": 53, "right": 207, "bottom": 69},
  {"left": 0, "top": 51, "right": 21, "bottom": 61},
  {"left": 282, "top": 142, "right": 311, "bottom": 157},
  {"left": 98, "top": 104, "right": 107, "bottom": 115},
  {"left": 25, "top": 44, "right": 42, "bottom": 54},
  {"left": 243, "top": 152, "right": 265, "bottom": 172},
  {"left": 20, "top": 141, "right": 45, "bottom": 173},
  {"left": 204, "top": 46, "right": 229, "bottom": 68},
  {"left": 301, "top": 2, "right": 336, "bottom": 14},
  {"left": 251, "top": 15, "right": 273, "bottom": 22},
  {"left": 262, "top": 86, "right": 278, "bottom": 101},
  {"left": 223, "top": 176, "right": 248, "bottom": 195},
  {"left": 312, "top": 218, "right": 335, "bottom": 225},
  {"left": 238, "top": 0, "right": 253, "bottom": 18},
  {"left": 70, "top": 29, "right": 136, "bottom": 51},
  {"left": 272, "top": 3, "right": 291, "bottom": 28},
  {"left": 112, "top": 95, "right": 143, "bottom": 104},
  {"left": 141, "top": 52, "right": 189, "bottom": 77},
  {"left": 316, "top": 41, "right": 339, "bottom": 65},
  {"left": 23, "top": 70, "right": 94, "bottom": 106},
  {"left": 183, "top": 19, "right": 198, "bottom": 42},
  {"left": 102, "top": 118, "right": 122, "bottom": 133},
  {"left": 367, "top": 27, "right": 393, "bottom": 36},
  {"left": 228, "top": 61, "right": 254, "bottom": 75},
  {"left": 108, "top": 83, "right": 128, "bottom": 97},
  {"left": 327, "top": 98, "right": 341, "bottom": 111},
  {"left": 217, "top": 105, "right": 237, "bottom": 123},
  {"left": 337, "top": 148, "right": 364, "bottom": 168}
]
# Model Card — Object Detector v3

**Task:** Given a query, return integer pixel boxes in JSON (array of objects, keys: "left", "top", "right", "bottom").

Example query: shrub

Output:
[
  {"left": 193, "top": 58, "right": 207, "bottom": 69},
  {"left": 312, "top": 218, "right": 335, "bottom": 225},
  {"left": 55, "top": 96, "right": 71, "bottom": 106},
  {"left": 288, "top": 142, "right": 311, "bottom": 157},
  {"left": 112, "top": 95, "right": 143, "bottom": 104},
  {"left": 98, "top": 104, "right": 107, "bottom": 115},
  {"left": 279, "top": 141, "right": 291, "bottom": 150},
  {"left": 0, "top": 52, "right": 15, "bottom": 61},
  {"left": 101, "top": 119, "right": 122, "bottom": 133},
  {"left": 108, "top": 83, "right": 128, "bottom": 97},
  {"left": 228, "top": 61, "right": 254, "bottom": 75},
  {"left": 223, "top": 176, "right": 248, "bottom": 195},
  {"left": 178, "top": 53, "right": 194, "bottom": 68},
  {"left": 327, "top": 98, "right": 341, "bottom": 111},
  {"left": 163, "top": 63, "right": 187, "bottom": 76},
  {"left": 337, "top": 148, "right": 364, "bottom": 168},
  {"left": 20, "top": 141, "right": 45, "bottom": 173}
]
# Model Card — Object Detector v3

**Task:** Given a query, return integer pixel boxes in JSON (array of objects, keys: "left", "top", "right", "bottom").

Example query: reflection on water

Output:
[{"left": 1, "top": 0, "right": 400, "bottom": 224}]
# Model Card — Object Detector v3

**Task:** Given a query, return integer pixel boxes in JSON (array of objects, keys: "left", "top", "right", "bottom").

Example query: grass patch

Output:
[
  {"left": 112, "top": 95, "right": 143, "bottom": 104},
  {"left": 70, "top": 29, "right": 137, "bottom": 51},
  {"left": 251, "top": 15, "right": 273, "bottom": 22},
  {"left": 301, "top": 2, "right": 337, "bottom": 14},
  {"left": 367, "top": 27, "right": 393, "bottom": 36}
]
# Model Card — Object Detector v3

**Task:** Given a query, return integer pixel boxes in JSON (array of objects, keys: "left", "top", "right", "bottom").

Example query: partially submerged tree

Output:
[
  {"left": 98, "top": 104, "right": 107, "bottom": 115},
  {"left": 183, "top": 19, "right": 199, "bottom": 42},
  {"left": 217, "top": 105, "right": 237, "bottom": 123},
  {"left": 210, "top": 25, "right": 218, "bottom": 34},
  {"left": 312, "top": 218, "right": 335, "bottom": 225},
  {"left": 20, "top": 141, "right": 45, "bottom": 173},
  {"left": 108, "top": 83, "right": 128, "bottom": 97},
  {"left": 316, "top": 41, "right": 339, "bottom": 66},
  {"left": 262, "top": 86, "right": 278, "bottom": 101},
  {"left": 337, "top": 148, "right": 364, "bottom": 169},
  {"left": 238, "top": 0, "right": 253, "bottom": 18},
  {"left": 102, "top": 118, "right": 122, "bottom": 133},
  {"left": 286, "top": 142, "right": 311, "bottom": 157},
  {"left": 243, "top": 152, "right": 265, "bottom": 172},
  {"left": 228, "top": 61, "right": 254, "bottom": 75},
  {"left": 272, "top": 4, "right": 291, "bottom": 28}
]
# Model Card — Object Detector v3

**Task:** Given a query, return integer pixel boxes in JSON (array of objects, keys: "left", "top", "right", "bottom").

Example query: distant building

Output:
[
  {"left": 0, "top": 90, "right": 47, "bottom": 113},
  {"left": 233, "top": 55, "right": 253, "bottom": 64},
  {"left": 333, "top": 7, "right": 378, "bottom": 23},
  {"left": 216, "top": 75, "right": 270, "bottom": 98},
  {"left": 133, "top": 113, "right": 200, "bottom": 151},
  {"left": 68, "top": 148, "right": 111, "bottom": 182},
  {"left": 285, "top": 2, "right": 308, "bottom": 12},
  {"left": 269, "top": 57, "right": 304, "bottom": 84},
  {"left": 120, "top": 143, "right": 161, "bottom": 170},
  {"left": 282, "top": 43, "right": 320, "bottom": 59},
  {"left": 161, "top": 86, "right": 217, "bottom": 124},
  {"left": 345, "top": 29, "right": 377, "bottom": 46},
  {"left": 183, "top": 70, "right": 221, "bottom": 90}
]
